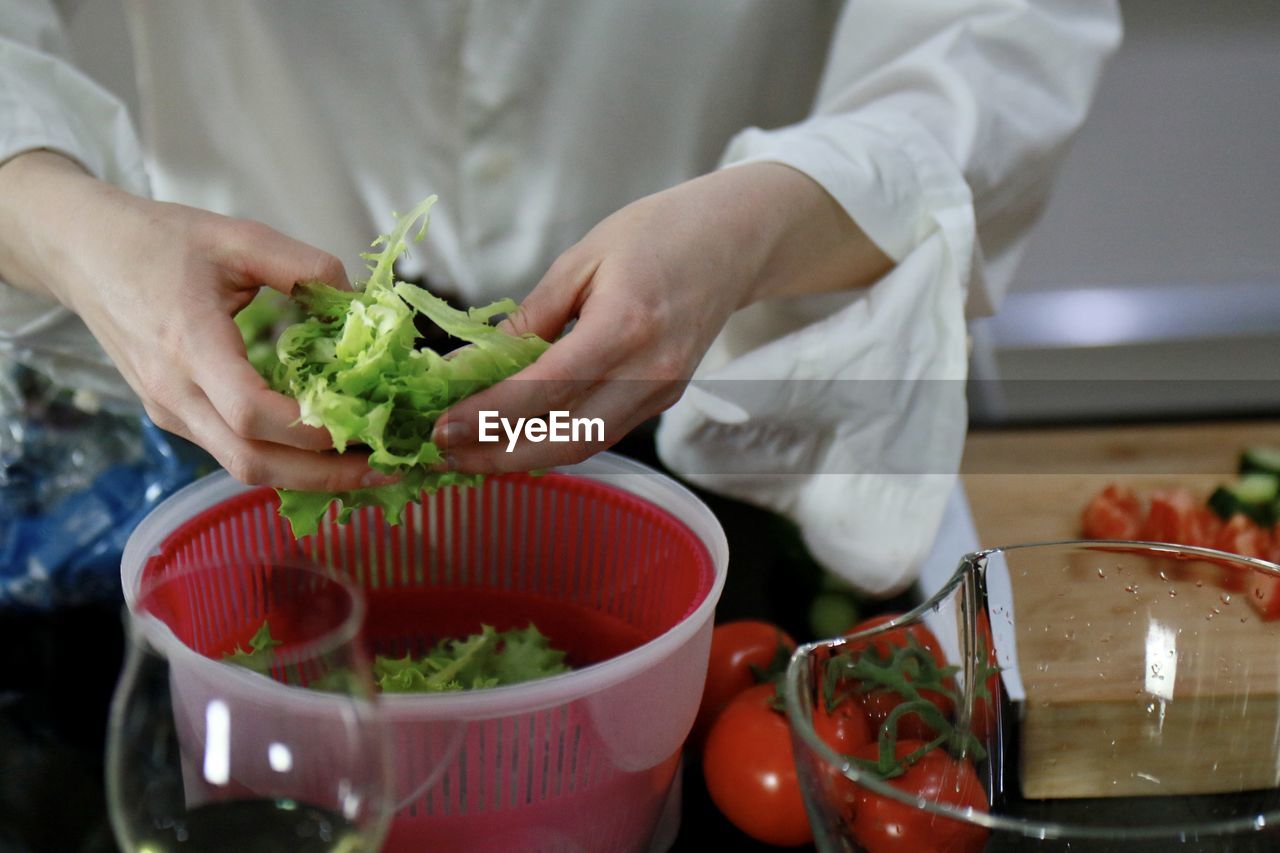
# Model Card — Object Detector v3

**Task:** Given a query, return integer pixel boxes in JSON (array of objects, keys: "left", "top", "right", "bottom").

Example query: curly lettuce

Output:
[
  {"left": 225, "top": 621, "right": 570, "bottom": 692},
  {"left": 269, "top": 196, "right": 549, "bottom": 536}
]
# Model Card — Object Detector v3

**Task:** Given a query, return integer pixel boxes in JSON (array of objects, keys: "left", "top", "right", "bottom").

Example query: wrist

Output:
[
  {"left": 0, "top": 150, "right": 123, "bottom": 307},
  {"left": 721, "top": 161, "right": 894, "bottom": 306}
]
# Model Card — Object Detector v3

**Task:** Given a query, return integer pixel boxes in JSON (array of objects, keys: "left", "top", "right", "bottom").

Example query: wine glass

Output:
[{"left": 106, "top": 559, "right": 393, "bottom": 852}]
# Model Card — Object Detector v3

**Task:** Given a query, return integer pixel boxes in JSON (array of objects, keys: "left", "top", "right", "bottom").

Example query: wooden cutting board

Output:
[{"left": 961, "top": 419, "right": 1280, "bottom": 799}]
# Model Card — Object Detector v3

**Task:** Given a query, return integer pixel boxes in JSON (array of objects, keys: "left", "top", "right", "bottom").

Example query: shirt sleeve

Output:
[
  {"left": 657, "top": 1, "right": 1122, "bottom": 595},
  {"left": 0, "top": 0, "right": 149, "bottom": 410}
]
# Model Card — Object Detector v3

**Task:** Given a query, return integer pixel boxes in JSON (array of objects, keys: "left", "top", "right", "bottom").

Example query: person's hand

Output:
[
  {"left": 0, "top": 151, "right": 396, "bottom": 491},
  {"left": 431, "top": 161, "right": 893, "bottom": 473}
]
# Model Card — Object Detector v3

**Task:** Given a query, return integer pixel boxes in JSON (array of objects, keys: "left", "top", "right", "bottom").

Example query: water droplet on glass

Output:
[
  {"left": 1097, "top": 568, "right": 1106, "bottom": 579},
  {"left": 1221, "top": 593, "right": 1232, "bottom": 605},
  {"left": 1125, "top": 585, "right": 1139, "bottom": 594},
  {"left": 1169, "top": 588, "right": 1178, "bottom": 598},
  {"left": 1196, "top": 580, "right": 1204, "bottom": 588},
  {"left": 1158, "top": 570, "right": 1169, "bottom": 581}
]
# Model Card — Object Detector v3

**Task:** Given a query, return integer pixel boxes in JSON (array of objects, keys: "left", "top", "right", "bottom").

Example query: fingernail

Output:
[
  {"left": 361, "top": 470, "right": 401, "bottom": 488},
  {"left": 430, "top": 453, "right": 457, "bottom": 473},
  {"left": 432, "top": 420, "right": 470, "bottom": 448}
]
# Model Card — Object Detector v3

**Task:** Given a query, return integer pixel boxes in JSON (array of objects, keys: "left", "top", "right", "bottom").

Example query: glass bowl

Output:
[{"left": 784, "top": 541, "right": 1280, "bottom": 852}]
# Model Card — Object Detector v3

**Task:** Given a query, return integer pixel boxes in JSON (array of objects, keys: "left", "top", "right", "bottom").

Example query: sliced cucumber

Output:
[
  {"left": 1241, "top": 446, "right": 1280, "bottom": 478},
  {"left": 1208, "top": 473, "right": 1280, "bottom": 525}
]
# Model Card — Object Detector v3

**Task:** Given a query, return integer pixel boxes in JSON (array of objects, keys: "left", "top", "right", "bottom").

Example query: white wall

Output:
[{"left": 1015, "top": 0, "right": 1280, "bottom": 293}]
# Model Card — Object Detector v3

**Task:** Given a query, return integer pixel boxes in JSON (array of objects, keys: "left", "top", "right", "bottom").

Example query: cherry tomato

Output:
[
  {"left": 1082, "top": 484, "right": 1144, "bottom": 540},
  {"left": 847, "top": 740, "right": 990, "bottom": 853},
  {"left": 811, "top": 696, "right": 872, "bottom": 814},
  {"left": 692, "top": 620, "right": 795, "bottom": 745},
  {"left": 843, "top": 613, "right": 944, "bottom": 662},
  {"left": 702, "top": 683, "right": 813, "bottom": 847},
  {"left": 859, "top": 687, "right": 953, "bottom": 740},
  {"left": 813, "top": 696, "right": 872, "bottom": 755},
  {"left": 843, "top": 613, "right": 955, "bottom": 740}
]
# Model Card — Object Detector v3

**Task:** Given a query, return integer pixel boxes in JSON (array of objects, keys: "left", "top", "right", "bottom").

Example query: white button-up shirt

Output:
[{"left": 0, "top": 0, "right": 1121, "bottom": 592}]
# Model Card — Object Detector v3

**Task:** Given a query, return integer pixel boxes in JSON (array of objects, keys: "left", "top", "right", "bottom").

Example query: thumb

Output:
[
  {"left": 499, "top": 251, "right": 599, "bottom": 341},
  {"left": 229, "top": 221, "right": 352, "bottom": 296}
]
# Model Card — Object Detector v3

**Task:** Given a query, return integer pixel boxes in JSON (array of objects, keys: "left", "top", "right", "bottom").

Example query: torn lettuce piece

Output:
[
  {"left": 268, "top": 195, "right": 550, "bottom": 537},
  {"left": 225, "top": 621, "right": 572, "bottom": 694}
]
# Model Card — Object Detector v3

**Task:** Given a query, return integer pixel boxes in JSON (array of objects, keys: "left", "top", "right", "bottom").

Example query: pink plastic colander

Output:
[{"left": 121, "top": 452, "right": 729, "bottom": 852}]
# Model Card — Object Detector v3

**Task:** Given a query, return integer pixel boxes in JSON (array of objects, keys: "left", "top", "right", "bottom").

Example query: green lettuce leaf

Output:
[
  {"left": 223, "top": 621, "right": 282, "bottom": 674},
  {"left": 225, "top": 621, "right": 571, "bottom": 693},
  {"left": 268, "top": 195, "right": 550, "bottom": 537},
  {"left": 372, "top": 624, "right": 570, "bottom": 693}
]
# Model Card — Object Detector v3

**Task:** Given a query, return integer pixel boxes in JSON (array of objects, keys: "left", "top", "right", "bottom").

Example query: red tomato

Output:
[
  {"left": 1251, "top": 526, "right": 1280, "bottom": 620},
  {"left": 843, "top": 614, "right": 955, "bottom": 740},
  {"left": 813, "top": 697, "right": 872, "bottom": 755},
  {"left": 1082, "top": 484, "right": 1144, "bottom": 540},
  {"left": 847, "top": 740, "right": 990, "bottom": 853},
  {"left": 1216, "top": 514, "right": 1272, "bottom": 560},
  {"left": 692, "top": 621, "right": 795, "bottom": 745},
  {"left": 859, "top": 687, "right": 954, "bottom": 741},
  {"left": 1214, "top": 514, "right": 1273, "bottom": 593},
  {"left": 1141, "top": 488, "right": 1218, "bottom": 547},
  {"left": 811, "top": 697, "right": 872, "bottom": 815},
  {"left": 702, "top": 683, "right": 813, "bottom": 847},
  {"left": 843, "top": 613, "right": 945, "bottom": 662}
]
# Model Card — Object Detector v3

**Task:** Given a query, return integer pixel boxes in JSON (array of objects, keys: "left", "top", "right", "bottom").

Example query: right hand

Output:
[{"left": 0, "top": 150, "right": 396, "bottom": 492}]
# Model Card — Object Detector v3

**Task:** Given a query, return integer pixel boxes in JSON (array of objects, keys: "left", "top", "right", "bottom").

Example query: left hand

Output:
[{"left": 430, "top": 162, "right": 893, "bottom": 473}]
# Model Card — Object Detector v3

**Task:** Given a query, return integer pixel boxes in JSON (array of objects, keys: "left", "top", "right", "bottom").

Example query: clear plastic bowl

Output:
[
  {"left": 122, "top": 452, "right": 729, "bottom": 853},
  {"left": 785, "top": 541, "right": 1280, "bottom": 852}
]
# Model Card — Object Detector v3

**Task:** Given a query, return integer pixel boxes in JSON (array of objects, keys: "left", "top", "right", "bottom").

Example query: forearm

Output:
[
  {"left": 0, "top": 149, "right": 120, "bottom": 307},
  {"left": 714, "top": 161, "right": 894, "bottom": 307}
]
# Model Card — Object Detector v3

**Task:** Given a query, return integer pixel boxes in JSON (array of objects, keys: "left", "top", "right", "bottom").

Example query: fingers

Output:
[
  {"left": 443, "top": 378, "right": 675, "bottom": 474},
  {"left": 174, "top": 385, "right": 395, "bottom": 492},
  {"left": 188, "top": 319, "right": 336, "bottom": 451},
  {"left": 433, "top": 320, "right": 681, "bottom": 472},
  {"left": 430, "top": 319, "right": 617, "bottom": 451},
  {"left": 497, "top": 250, "right": 596, "bottom": 340},
  {"left": 223, "top": 219, "right": 352, "bottom": 295}
]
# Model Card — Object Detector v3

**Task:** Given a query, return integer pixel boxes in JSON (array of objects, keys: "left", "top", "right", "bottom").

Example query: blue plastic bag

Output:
[{"left": 1, "top": 367, "right": 204, "bottom": 610}]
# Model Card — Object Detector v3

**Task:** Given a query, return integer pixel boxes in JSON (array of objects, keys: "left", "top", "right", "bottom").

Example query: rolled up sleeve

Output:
[
  {"left": 658, "top": 0, "right": 1121, "bottom": 594},
  {"left": 0, "top": 0, "right": 148, "bottom": 410}
]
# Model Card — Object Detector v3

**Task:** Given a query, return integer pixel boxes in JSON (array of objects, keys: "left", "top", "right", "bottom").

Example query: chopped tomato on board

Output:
[
  {"left": 1216, "top": 514, "right": 1273, "bottom": 560},
  {"left": 1214, "top": 514, "right": 1274, "bottom": 595},
  {"left": 1140, "top": 487, "right": 1217, "bottom": 547},
  {"left": 1081, "top": 484, "right": 1144, "bottom": 540}
]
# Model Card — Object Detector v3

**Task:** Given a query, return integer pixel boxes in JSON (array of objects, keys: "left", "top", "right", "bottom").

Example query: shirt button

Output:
[{"left": 472, "top": 147, "right": 515, "bottom": 183}]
